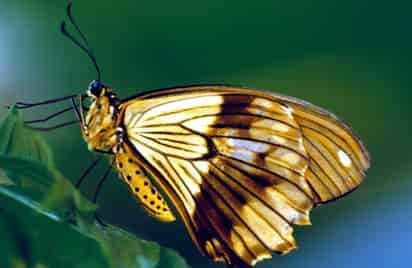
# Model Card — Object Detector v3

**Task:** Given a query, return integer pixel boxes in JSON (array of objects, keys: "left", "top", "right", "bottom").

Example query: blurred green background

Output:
[{"left": 1, "top": 0, "right": 411, "bottom": 267}]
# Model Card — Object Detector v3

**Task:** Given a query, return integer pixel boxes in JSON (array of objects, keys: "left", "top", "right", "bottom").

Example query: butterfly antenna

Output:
[
  {"left": 66, "top": 2, "right": 90, "bottom": 46},
  {"left": 61, "top": 2, "right": 101, "bottom": 80}
]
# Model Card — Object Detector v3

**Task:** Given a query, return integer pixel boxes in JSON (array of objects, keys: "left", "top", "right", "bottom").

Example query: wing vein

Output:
[
  {"left": 181, "top": 113, "right": 299, "bottom": 130},
  {"left": 218, "top": 154, "right": 312, "bottom": 200},
  {"left": 219, "top": 157, "right": 311, "bottom": 217},
  {"left": 190, "top": 162, "right": 264, "bottom": 259},
  {"left": 305, "top": 139, "right": 348, "bottom": 194},
  {"left": 212, "top": 134, "right": 307, "bottom": 160},
  {"left": 208, "top": 161, "right": 293, "bottom": 232},
  {"left": 300, "top": 122, "right": 363, "bottom": 175},
  {"left": 303, "top": 128, "right": 358, "bottom": 187},
  {"left": 294, "top": 113, "right": 367, "bottom": 170},
  {"left": 307, "top": 166, "right": 335, "bottom": 201},
  {"left": 168, "top": 158, "right": 256, "bottom": 262}
]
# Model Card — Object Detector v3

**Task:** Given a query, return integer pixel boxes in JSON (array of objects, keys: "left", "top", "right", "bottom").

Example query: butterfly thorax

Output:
[{"left": 82, "top": 86, "right": 123, "bottom": 153}]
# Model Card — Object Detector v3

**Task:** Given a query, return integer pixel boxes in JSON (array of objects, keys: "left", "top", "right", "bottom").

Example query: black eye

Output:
[{"left": 89, "top": 80, "right": 102, "bottom": 96}]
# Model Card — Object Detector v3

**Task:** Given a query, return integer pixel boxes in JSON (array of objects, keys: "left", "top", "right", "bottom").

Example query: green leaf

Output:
[
  {"left": 0, "top": 169, "right": 14, "bottom": 186},
  {"left": 0, "top": 107, "right": 190, "bottom": 268},
  {"left": 0, "top": 153, "right": 96, "bottom": 216},
  {"left": 0, "top": 187, "right": 108, "bottom": 268},
  {"left": 84, "top": 224, "right": 161, "bottom": 268},
  {"left": 0, "top": 106, "right": 54, "bottom": 167},
  {"left": 156, "top": 248, "right": 191, "bottom": 268}
]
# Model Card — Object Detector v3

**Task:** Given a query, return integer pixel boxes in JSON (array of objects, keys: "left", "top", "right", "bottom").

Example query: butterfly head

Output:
[
  {"left": 87, "top": 80, "right": 120, "bottom": 104},
  {"left": 88, "top": 80, "right": 103, "bottom": 97}
]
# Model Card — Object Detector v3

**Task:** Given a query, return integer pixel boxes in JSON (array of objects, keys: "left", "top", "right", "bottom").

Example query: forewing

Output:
[{"left": 120, "top": 85, "right": 369, "bottom": 266}]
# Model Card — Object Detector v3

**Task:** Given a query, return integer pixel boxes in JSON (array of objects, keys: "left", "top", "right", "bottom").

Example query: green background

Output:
[{"left": 1, "top": 0, "right": 411, "bottom": 267}]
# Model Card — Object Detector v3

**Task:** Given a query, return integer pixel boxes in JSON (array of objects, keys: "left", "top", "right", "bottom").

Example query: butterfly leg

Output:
[
  {"left": 92, "top": 161, "right": 114, "bottom": 227},
  {"left": 12, "top": 95, "right": 82, "bottom": 131},
  {"left": 75, "top": 158, "right": 100, "bottom": 188},
  {"left": 64, "top": 158, "right": 99, "bottom": 225}
]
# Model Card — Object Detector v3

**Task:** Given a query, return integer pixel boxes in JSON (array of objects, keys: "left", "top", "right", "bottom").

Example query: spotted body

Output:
[
  {"left": 114, "top": 143, "right": 175, "bottom": 222},
  {"left": 80, "top": 81, "right": 370, "bottom": 267}
]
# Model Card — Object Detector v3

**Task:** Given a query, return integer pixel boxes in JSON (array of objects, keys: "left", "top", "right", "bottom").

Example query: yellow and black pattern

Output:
[
  {"left": 114, "top": 143, "right": 175, "bottom": 222},
  {"left": 114, "top": 85, "right": 369, "bottom": 267}
]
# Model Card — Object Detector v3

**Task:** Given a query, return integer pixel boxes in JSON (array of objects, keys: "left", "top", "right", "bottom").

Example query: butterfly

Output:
[
  {"left": 22, "top": 3, "right": 370, "bottom": 267},
  {"left": 78, "top": 81, "right": 369, "bottom": 267}
]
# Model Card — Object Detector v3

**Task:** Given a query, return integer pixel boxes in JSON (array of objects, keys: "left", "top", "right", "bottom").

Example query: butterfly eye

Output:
[{"left": 89, "top": 80, "right": 102, "bottom": 96}]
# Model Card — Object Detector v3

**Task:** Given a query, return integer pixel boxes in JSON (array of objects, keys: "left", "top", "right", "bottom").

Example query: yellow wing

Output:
[{"left": 119, "top": 85, "right": 370, "bottom": 267}]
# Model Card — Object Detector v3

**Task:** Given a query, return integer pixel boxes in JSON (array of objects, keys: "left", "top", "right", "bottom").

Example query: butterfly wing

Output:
[{"left": 119, "top": 85, "right": 369, "bottom": 266}]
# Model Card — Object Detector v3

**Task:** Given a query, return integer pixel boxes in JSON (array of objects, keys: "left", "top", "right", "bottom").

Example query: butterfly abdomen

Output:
[{"left": 114, "top": 143, "right": 175, "bottom": 222}]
